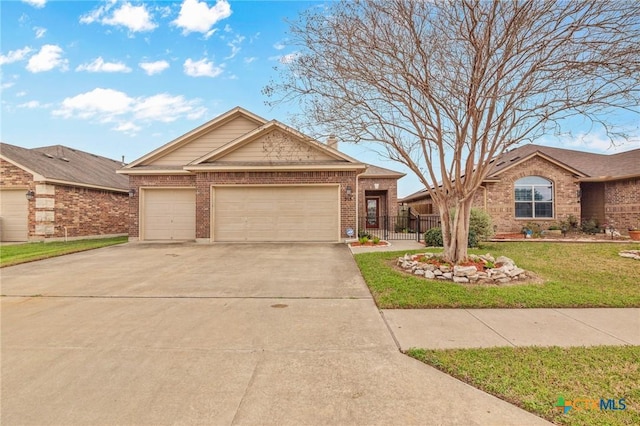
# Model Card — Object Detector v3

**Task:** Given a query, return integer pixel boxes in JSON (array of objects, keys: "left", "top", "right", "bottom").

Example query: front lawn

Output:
[
  {"left": 408, "top": 345, "right": 640, "bottom": 426},
  {"left": 0, "top": 236, "right": 128, "bottom": 267},
  {"left": 354, "top": 242, "right": 640, "bottom": 308}
]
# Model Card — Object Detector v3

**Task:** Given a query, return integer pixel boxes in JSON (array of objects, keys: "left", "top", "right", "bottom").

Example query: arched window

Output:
[{"left": 515, "top": 176, "right": 553, "bottom": 218}]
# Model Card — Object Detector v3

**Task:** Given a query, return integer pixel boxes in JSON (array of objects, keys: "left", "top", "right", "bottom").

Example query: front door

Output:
[{"left": 366, "top": 198, "right": 379, "bottom": 228}]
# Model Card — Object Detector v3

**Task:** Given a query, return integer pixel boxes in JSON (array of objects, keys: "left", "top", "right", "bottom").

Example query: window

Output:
[{"left": 515, "top": 176, "right": 553, "bottom": 218}]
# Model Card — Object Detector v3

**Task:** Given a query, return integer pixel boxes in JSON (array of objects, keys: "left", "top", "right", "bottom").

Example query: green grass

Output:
[
  {"left": 408, "top": 346, "right": 640, "bottom": 426},
  {"left": 0, "top": 236, "right": 128, "bottom": 267},
  {"left": 354, "top": 242, "right": 640, "bottom": 308}
]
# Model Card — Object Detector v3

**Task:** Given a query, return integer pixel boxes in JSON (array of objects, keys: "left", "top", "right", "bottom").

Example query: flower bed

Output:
[{"left": 397, "top": 252, "right": 533, "bottom": 284}]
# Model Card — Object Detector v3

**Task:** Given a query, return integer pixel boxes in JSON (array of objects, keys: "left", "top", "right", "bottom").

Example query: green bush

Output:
[
  {"left": 372, "top": 236, "right": 380, "bottom": 244},
  {"left": 423, "top": 227, "right": 477, "bottom": 248},
  {"left": 424, "top": 227, "right": 444, "bottom": 247},
  {"left": 581, "top": 218, "right": 600, "bottom": 235},
  {"left": 469, "top": 208, "right": 493, "bottom": 241}
]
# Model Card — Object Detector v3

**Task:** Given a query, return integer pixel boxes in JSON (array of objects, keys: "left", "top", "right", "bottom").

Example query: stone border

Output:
[
  {"left": 397, "top": 253, "right": 532, "bottom": 284},
  {"left": 619, "top": 250, "right": 640, "bottom": 260}
]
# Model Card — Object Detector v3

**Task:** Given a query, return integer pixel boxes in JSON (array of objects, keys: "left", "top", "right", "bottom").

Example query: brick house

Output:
[
  {"left": 401, "top": 144, "right": 640, "bottom": 235},
  {"left": 0, "top": 142, "right": 129, "bottom": 242},
  {"left": 118, "top": 107, "right": 404, "bottom": 242}
]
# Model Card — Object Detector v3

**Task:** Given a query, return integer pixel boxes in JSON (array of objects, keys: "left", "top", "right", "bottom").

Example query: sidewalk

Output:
[{"left": 382, "top": 308, "right": 640, "bottom": 350}]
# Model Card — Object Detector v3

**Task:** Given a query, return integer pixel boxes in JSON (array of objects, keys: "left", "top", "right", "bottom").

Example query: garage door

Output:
[
  {"left": 0, "top": 190, "right": 29, "bottom": 242},
  {"left": 213, "top": 186, "right": 339, "bottom": 242},
  {"left": 143, "top": 188, "right": 196, "bottom": 240}
]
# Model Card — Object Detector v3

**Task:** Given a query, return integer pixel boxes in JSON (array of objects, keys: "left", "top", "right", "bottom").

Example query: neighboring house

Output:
[
  {"left": 0, "top": 142, "right": 129, "bottom": 242},
  {"left": 401, "top": 144, "right": 640, "bottom": 235},
  {"left": 118, "top": 107, "right": 404, "bottom": 243}
]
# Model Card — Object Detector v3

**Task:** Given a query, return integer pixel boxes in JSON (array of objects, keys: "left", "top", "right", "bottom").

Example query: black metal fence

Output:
[{"left": 358, "top": 214, "right": 440, "bottom": 241}]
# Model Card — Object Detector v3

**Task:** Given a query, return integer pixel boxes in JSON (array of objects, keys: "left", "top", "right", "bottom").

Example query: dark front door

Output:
[{"left": 366, "top": 198, "right": 379, "bottom": 228}]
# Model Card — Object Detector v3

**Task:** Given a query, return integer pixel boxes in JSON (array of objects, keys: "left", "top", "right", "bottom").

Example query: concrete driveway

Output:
[{"left": 1, "top": 243, "right": 548, "bottom": 425}]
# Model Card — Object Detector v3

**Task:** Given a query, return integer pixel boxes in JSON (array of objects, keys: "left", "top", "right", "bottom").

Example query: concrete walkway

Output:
[{"left": 382, "top": 308, "right": 640, "bottom": 350}]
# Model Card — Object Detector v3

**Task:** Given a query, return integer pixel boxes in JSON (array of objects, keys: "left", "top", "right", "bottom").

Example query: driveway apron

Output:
[{"left": 1, "top": 243, "right": 549, "bottom": 425}]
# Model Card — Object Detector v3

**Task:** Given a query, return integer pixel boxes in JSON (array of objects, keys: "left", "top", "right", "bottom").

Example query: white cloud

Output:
[
  {"left": 26, "top": 44, "right": 68, "bottom": 72},
  {"left": 1, "top": 82, "right": 15, "bottom": 90},
  {"left": 273, "top": 41, "right": 286, "bottom": 50},
  {"left": 18, "top": 100, "right": 49, "bottom": 109},
  {"left": 139, "top": 60, "right": 170, "bottom": 75},
  {"left": 34, "top": 27, "right": 47, "bottom": 39},
  {"left": 269, "top": 52, "right": 299, "bottom": 65},
  {"left": 244, "top": 56, "right": 257, "bottom": 64},
  {"left": 0, "top": 47, "right": 33, "bottom": 66},
  {"left": 16, "top": 91, "right": 27, "bottom": 97},
  {"left": 52, "top": 88, "right": 207, "bottom": 133},
  {"left": 172, "top": 0, "right": 232, "bottom": 35},
  {"left": 22, "top": 0, "right": 46, "bottom": 8},
  {"left": 183, "top": 58, "right": 223, "bottom": 78},
  {"left": 553, "top": 132, "right": 639, "bottom": 154},
  {"left": 225, "top": 34, "right": 245, "bottom": 60},
  {"left": 76, "top": 57, "right": 132, "bottom": 73},
  {"left": 53, "top": 88, "right": 133, "bottom": 121},
  {"left": 133, "top": 94, "right": 206, "bottom": 122},
  {"left": 113, "top": 121, "right": 141, "bottom": 134},
  {"left": 80, "top": 1, "right": 157, "bottom": 33}
]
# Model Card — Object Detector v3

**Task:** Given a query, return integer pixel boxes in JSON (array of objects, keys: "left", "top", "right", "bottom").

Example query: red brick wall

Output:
[
  {"left": 604, "top": 178, "right": 640, "bottom": 233},
  {"left": 130, "top": 171, "right": 357, "bottom": 240},
  {"left": 2, "top": 159, "right": 128, "bottom": 239},
  {"left": 358, "top": 177, "right": 399, "bottom": 218},
  {"left": 128, "top": 174, "right": 197, "bottom": 237},
  {"left": 52, "top": 185, "right": 128, "bottom": 238},
  {"left": 480, "top": 156, "right": 581, "bottom": 233}
]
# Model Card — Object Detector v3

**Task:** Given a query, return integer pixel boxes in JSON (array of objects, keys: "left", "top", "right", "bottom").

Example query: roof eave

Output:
[{"left": 184, "top": 164, "right": 367, "bottom": 172}]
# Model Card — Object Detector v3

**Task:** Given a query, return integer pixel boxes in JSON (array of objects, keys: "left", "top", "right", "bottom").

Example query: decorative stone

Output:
[
  {"left": 497, "top": 278, "right": 511, "bottom": 283},
  {"left": 508, "top": 267, "right": 526, "bottom": 277},
  {"left": 619, "top": 250, "right": 640, "bottom": 260},
  {"left": 453, "top": 276, "right": 469, "bottom": 283},
  {"left": 496, "top": 256, "right": 515, "bottom": 266},
  {"left": 443, "top": 272, "right": 453, "bottom": 279},
  {"left": 453, "top": 265, "right": 478, "bottom": 277},
  {"left": 424, "top": 270, "right": 436, "bottom": 279},
  {"left": 433, "top": 269, "right": 443, "bottom": 276},
  {"left": 414, "top": 269, "right": 425, "bottom": 276}
]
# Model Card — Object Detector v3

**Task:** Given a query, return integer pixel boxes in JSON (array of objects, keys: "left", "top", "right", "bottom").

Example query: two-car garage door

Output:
[
  {"left": 214, "top": 186, "right": 339, "bottom": 242},
  {"left": 142, "top": 186, "right": 339, "bottom": 242}
]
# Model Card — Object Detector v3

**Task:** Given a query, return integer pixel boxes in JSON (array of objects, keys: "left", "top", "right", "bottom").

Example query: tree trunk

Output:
[{"left": 439, "top": 197, "right": 473, "bottom": 264}]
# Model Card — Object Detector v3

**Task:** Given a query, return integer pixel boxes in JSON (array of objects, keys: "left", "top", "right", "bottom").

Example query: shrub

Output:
[
  {"left": 469, "top": 208, "right": 493, "bottom": 241},
  {"left": 358, "top": 230, "right": 372, "bottom": 239},
  {"left": 359, "top": 236, "right": 369, "bottom": 244},
  {"left": 581, "top": 218, "right": 600, "bottom": 235},
  {"left": 423, "top": 227, "right": 477, "bottom": 248},
  {"left": 424, "top": 227, "right": 444, "bottom": 247},
  {"left": 372, "top": 236, "right": 380, "bottom": 244}
]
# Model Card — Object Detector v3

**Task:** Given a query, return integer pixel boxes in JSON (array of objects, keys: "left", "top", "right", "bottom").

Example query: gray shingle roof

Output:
[
  {"left": 487, "top": 144, "right": 640, "bottom": 179},
  {"left": 1, "top": 142, "right": 129, "bottom": 191},
  {"left": 360, "top": 164, "right": 406, "bottom": 178},
  {"left": 401, "top": 143, "right": 640, "bottom": 202}
]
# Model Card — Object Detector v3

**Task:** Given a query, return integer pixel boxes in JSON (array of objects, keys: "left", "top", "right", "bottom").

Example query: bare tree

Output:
[{"left": 265, "top": 0, "right": 640, "bottom": 263}]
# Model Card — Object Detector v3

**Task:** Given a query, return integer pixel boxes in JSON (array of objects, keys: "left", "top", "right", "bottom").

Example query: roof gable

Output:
[
  {"left": 1, "top": 142, "right": 128, "bottom": 191},
  {"left": 124, "top": 107, "right": 267, "bottom": 168},
  {"left": 190, "top": 121, "right": 361, "bottom": 165}
]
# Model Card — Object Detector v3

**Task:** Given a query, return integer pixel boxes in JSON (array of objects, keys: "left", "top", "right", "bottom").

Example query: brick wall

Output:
[
  {"left": 481, "top": 156, "right": 581, "bottom": 233},
  {"left": 2, "top": 159, "right": 128, "bottom": 240},
  {"left": 52, "top": 185, "right": 128, "bottom": 238},
  {"left": 604, "top": 178, "right": 640, "bottom": 233},
  {"left": 358, "top": 177, "right": 399, "bottom": 218}
]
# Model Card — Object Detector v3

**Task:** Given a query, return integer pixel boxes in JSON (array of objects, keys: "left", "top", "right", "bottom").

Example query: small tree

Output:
[{"left": 265, "top": 0, "right": 640, "bottom": 263}]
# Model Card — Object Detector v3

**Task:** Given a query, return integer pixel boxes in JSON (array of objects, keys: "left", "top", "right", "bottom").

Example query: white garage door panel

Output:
[
  {"left": 143, "top": 189, "right": 196, "bottom": 240},
  {"left": 0, "top": 190, "right": 29, "bottom": 242},
  {"left": 214, "top": 186, "right": 339, "bottom": 242}
]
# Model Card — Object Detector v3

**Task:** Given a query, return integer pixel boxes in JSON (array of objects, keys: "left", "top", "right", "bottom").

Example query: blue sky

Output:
[{"left": 1, "top": 0, "right": 638, "bottom": 197}]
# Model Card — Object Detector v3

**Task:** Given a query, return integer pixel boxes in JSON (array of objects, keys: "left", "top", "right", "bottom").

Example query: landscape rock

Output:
[{"left": 397, "top": 253, "right": 531, "bottom": 285}]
